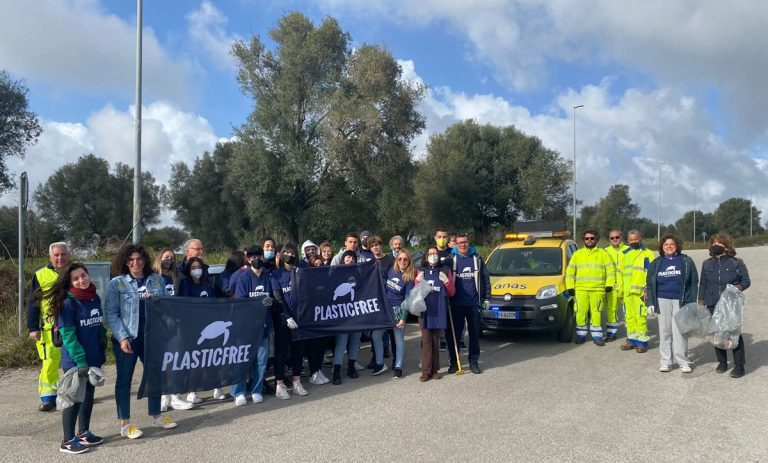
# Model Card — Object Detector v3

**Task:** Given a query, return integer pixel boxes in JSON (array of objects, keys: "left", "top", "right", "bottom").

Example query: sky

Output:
[{"left": 1, "top": 0, "right": 767, "bottom": 235}]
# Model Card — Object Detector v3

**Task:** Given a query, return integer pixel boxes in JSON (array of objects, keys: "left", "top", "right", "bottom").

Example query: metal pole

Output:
[
  {"left": 132, "top": 0, "right": 143, "bottom": 244},
  {"left": 657, "top": 162, "right": 665, "bottom": 242},
  {"left": 18, "top": 172, "right": 28, "bottom": 337},
  {"left": 750, "top": 195, "right": 753, "bottom": 237},
  {"left": 572, "top": 105, "right": 583, "bottom": 238},
  {"left": 692, "top": 188, "right": 696, "bottom": 244}
]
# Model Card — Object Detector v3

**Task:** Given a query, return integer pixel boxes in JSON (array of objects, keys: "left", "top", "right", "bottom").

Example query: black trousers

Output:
[
  {"left": 715, "top": 334, "right": 745, "bottom": 366},
  {"left": 62, "top": 381, "right": 95, "bottom": 440}
]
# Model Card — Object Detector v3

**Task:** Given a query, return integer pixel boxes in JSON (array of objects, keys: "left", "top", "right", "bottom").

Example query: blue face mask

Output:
[{"left": 264, "top": 250, "right": 275, "bottom": 260}]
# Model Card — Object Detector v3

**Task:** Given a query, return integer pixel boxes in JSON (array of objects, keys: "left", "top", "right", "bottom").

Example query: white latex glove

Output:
[
  {"left": 438, "top": 272, "right": 449, "bottom": 284},
  {"left": 482, "top": 300, "right": 490, "bottom": 311},
  {"left": 286, "top": 317, "right": 299, "bottom": 330},
  {"left": 645, "top": 305, "right": 657, "bottom": 319}
]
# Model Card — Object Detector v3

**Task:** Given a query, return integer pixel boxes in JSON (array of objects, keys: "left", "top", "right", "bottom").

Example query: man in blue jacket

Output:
[{"left": 446, "top": 233, "right": 490, "bottom": 374}]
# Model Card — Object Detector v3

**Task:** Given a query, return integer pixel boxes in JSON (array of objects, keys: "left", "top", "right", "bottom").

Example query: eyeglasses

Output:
[
  {"left": 583, "top": 237, "right": 597, "bottom": 241},
  {"left": 396, "top": 257, "right": 409, "bottom": 262},
  {"left": 609, "top": 236, "right": 621, "bottom": 240},
  {"left": 456, "top": 241, "right": 469, "bottom": 245}
]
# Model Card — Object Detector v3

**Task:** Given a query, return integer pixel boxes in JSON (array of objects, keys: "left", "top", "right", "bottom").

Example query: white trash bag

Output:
[
  {"left": 706, "top": 284, "right": 745, "bottom": 350},
  {"left": 674, "top": 302, "right": 711, "bottom": 337},
  {"left": 402, "top": 280, "right": 432, "bottom": 316}
]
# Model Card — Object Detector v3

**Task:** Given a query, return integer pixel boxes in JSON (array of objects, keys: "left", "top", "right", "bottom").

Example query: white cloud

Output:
[
  {"left": 401, "top": 59, "right": 768, "bottom": 225},
  {"left": 0, "top": 0, "right": 194, "bottom": 101},
  {"left": 186, "top": 1, "right": 241, "bottom": 70},
  {"left": 2, "top": 102, "right": 219, "bottom": 227}
]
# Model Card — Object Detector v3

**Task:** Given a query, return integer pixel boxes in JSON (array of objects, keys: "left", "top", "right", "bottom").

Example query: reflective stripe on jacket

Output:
[{"left": 565, "top": 247, "right": 615, "bottom": 291}]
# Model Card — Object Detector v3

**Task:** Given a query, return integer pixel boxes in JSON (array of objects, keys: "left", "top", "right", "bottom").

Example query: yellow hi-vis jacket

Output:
[
  {"left": 565, "top": 247, "right": 616, "bottom": 291},
  {"left": 619, "top": 246, "right": 656, "bottom": 296},
  {"left": 604, "top": 243, "right": 628, "bottom": 285}
]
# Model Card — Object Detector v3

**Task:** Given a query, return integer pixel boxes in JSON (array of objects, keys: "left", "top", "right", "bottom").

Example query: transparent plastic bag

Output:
[
  {"left": 674, "top": 302, "right": 711, "bottom": 337},
  {"left": 402, "top": 280, "right": 432, "bottom": 316},
  {"left": 706, "top": 284, "right": 744, "bottom": 349}
]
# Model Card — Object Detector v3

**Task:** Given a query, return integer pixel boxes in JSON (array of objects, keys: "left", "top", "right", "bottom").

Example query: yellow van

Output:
[{"left": 481, "top": 227, "right": 577, "bottom": 342}]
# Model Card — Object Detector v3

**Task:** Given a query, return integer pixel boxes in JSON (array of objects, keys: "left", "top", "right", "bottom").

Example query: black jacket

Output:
[
  {"left": 646, "top": 253, "right": 698, "bottom": 313},
  {"left": 698, "top": 255, "right": 750, "bottom": 307}
]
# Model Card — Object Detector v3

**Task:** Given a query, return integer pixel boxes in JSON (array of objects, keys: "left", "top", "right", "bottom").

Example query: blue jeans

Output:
[
  {"left": 231, "top": 334, "right": 269, "bottom": 397},
  {"left": 393, "top": 326, "right": 405, "bottom": 369},
  {"left": 372, "top": 329, "right": 387, "bottom": 365},
  {"left": 333, "top": 332, "right": 361, "bottom": 365},
  {"left": 112, "top": 338, "right": 160, "bottom": 420}
]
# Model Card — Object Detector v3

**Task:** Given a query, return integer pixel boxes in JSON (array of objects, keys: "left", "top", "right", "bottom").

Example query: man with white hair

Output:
[{"left": 28, "top": 242, "right": 71, "bottom": 411}]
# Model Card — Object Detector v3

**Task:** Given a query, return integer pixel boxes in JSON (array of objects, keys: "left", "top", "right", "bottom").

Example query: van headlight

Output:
[{"left": 536, "top": 285, "right": 558, "bottom": 300}]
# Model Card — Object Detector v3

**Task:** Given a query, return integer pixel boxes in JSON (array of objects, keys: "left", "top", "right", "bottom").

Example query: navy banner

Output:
[
  {"left": 292, "top": 260, "right": 395, "bottom": 340},
  {"left": 138, "top": 296, "right": 268, "bottom": 399}
]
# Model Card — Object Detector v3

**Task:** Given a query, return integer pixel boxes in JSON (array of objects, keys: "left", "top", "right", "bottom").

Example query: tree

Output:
[
  {"left": 0, "top": 70, "right": 43, "bottom": 192},
  {"left": 229, "top": 12, "right": 425, "bottom": 242},
  {"left": 675, "top": 210, "right": 716, "bottom": 243},
  {"left": 414, "top": 120, "right": 571, "bottom": 240},
  {"left": 143, "top": 226, "right": 189, "bottom": 251},
  {"left": 166, "top": 142, "right": 248, "bottom": 250},
  {"left": 581, "top": 184, "right": 641, "bottom": 237},
  {"left": 713, "top": 197, "right": 764, "bottom": 237},
  {"left": 34, "top": 154, "right": 162, "bottom": 244}
]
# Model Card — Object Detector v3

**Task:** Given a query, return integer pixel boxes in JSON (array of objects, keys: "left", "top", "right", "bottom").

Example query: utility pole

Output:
[
  {"left": 132, "top": 0, "right": 143, "bottom": 244},
  {"left": 572, "top": 104, "right": 583, "bottom": 238}
]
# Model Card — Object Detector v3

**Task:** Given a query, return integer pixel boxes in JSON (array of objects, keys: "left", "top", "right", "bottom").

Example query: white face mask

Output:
[
  {"left": 190, "top": 269, "right": 203, "bottom": 279},
  {"left": 427, "top": 255, "right": 439, "bottom": 266}
]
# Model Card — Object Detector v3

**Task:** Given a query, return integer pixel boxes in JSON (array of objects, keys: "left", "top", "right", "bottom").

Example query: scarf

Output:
[{"left": 68, "top": 284, "right": 97, "bottom": 301}]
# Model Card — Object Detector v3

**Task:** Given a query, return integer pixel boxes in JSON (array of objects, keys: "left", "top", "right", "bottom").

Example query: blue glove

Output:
[{"left": 562, "top": 290, "right": 571, "bottom": 299}]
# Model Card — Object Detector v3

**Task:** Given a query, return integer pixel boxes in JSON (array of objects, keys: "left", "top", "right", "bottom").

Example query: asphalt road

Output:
[{"left": 1, "top": 247, "right": 766, "bottom": 462}]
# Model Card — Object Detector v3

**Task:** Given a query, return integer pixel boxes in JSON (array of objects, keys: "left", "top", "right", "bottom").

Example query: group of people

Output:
[
  {"left": 565, "top": 229, "right": 750, "bottom": 376},
  {"left": 27, "top": 228, "right": 491, "bottom": 454}
]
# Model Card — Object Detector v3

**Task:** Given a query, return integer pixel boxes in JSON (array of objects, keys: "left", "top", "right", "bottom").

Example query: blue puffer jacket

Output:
[{"left": 698, "top": 255, "right": 750, "bottom": 307}]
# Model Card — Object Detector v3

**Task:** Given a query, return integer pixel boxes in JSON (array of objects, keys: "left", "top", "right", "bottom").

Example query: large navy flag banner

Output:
[
  {"left": 293, "top": 260, "right": 395, "bottom": 340},
  {"left": 138, "top": 296, "right": 267, "bottom": 399}
]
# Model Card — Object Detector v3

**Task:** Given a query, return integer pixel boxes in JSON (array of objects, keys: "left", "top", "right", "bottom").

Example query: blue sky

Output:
[{"left": 2, "top": 0, "right": 767, "bottom": 232}]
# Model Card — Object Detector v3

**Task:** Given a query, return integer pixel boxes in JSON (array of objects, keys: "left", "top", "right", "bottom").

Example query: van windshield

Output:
[{"left": 486, "top": 248, "right": 562, "bottom": 276}]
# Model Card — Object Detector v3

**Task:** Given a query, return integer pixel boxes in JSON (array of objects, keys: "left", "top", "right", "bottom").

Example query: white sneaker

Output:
[
  {"left": 293, "top": 381, "right": 308, "bottom": 396},
  {"left": 309, "top": 372, "right": 323, "bottom": 385},
  {"left": 275, "top": 383, "right": 291, "bottom": 400},
  {"left": 186, "top": 392, "right": 202, "bottom": 404},
  {"left": 317, "top": 369, "right": 330, "bottom": 384},
  {"left": 212, "top": 388, "right": 226, "bottom": 400},
  {"left": 170, "top": 394, "right": 194, "bottom": 410},
  {"left": 234, "top": 394, "right": 247, "bottom": 406},
  {"left": 160, "top": 395, "right": 170, "bottom": 412},
  {"left": 152, "top": 416, "right": 177, "bottom": 429},
  {"left": 354, "top": 361, "right": 365, "bottom": 370},
  {"left": 251, "top": 393, "right": 263, "bottom": 404},
  {"left": 120, "top": 423, "right": 143, "bottom": 439},
  {"left": 680, "top": 365, "right": 692, "bottom": 373},
  {"left": 659, "top": 365, "right": 671, "bottom": 372}
]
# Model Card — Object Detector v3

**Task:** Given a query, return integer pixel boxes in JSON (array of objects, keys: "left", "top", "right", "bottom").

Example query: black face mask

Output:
[
  {"left": 282, "top": 255, "right": 297, "bottom": 265},
  {"left": 251, "top": 259, "right": 263, "bottom": 269},
  {"left": 629, "top": 242, "right": 641, "bottom": 250},
  {"left": 161, "top": 259, "right": 173, "bottom": 270},
  {"left": 711, "top": 245, "right": 725, "bottom": 256}
]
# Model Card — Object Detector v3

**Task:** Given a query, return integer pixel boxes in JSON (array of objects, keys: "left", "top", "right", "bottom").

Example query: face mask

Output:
[
  {"left": 161, "top": 259, "right": 173, "bottom": 270},
  {"left": 711, "top": 245, "right": 725, "bottom": 256},
  {"left": 283, "top": 255, "right": 297, "bottom": 265},
  {"left": 251, "top": 259, "right": 263, "bottom": 269},
  {"left": 190, "top": 269, "right": 203, "bottom": 279},
  {"left": 427, "top": 255, "right": 439, "bottom": 266},
  {"left": 264, "top": 251, "right": 275, "bottom": 260},
  {"left": 629, "top": 242, "right": 640, "bottom": 250},
  {"left": 436, "top": 238, "right": 447, "bottom": 248}
]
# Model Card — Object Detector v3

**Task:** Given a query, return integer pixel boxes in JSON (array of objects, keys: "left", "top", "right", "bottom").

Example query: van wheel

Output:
[{"left": 557, "top": 305, "right": 575, "bottom": 343}]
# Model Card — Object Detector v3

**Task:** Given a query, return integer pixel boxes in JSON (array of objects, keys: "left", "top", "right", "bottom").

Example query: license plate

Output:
[{"left": 497, "top": 311, "right": 521, "bottom": 320}]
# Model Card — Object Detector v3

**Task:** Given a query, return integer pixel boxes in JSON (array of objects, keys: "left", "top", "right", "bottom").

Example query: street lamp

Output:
[
  {"left": 692, "top": 188, "right": 697, "bottom": 244},
  {"left": 657, "top": 161, "right": 665, "bottom": 242},
  {"left": 750, "top": 195, "right": 753, "bottom": 237},
  {"left": 572, "top": 104, "right": 584, "bottom": 238}
]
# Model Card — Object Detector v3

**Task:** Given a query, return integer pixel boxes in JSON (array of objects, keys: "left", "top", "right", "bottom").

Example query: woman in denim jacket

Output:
[{"left": 105, "top": 243, "right": 175, "bottom": 439}]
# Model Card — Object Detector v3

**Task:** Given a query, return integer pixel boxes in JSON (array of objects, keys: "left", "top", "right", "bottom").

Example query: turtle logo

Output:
[
  {"left": 254, "top": 285, "right": 264, "bottom": 292},
  {"left": 462, "top": 267, "right": 471, "bottom": 273},
  {"left": 90, "top": 309, "right": 100, "bottom": 317},
  {"left": 197, "top": 321, "right": 233, "bottom": 346},
  {"left": 391, "top": 277, "right": 400, "bottom": 283},
  {"left": 333, "top": 281, "right": 356, "bottom": 301},
  {"left": 199, "top": 291, "right": 209, "bottom": 297},
  {"left": 665, "top": 265, "right": 677, "bottom": 272}
]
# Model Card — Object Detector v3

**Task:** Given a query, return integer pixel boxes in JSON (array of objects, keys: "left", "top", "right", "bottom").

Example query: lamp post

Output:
[
  {"left": 657, "top": 162, "right": 665, "bottom": 242},
  {"left": 750, "top": 195, "right": 753, "bottom": 237},
  {"left": 692, "top": 188, "right": 697, "bottom": 244},
  {"left": 132, "top": 0, "right": 143, "bottom": 244},
  {"left": 572, "top": 104, "right": 583, "bottom": 238}
]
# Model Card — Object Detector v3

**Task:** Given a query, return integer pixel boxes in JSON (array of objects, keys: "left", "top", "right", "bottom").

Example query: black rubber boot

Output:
[
  {"left": 332, "top": 365, "right": 342, "bottom": 385},
  {"left": 347, "top": 359, "right": 359, "bottom": 378}
]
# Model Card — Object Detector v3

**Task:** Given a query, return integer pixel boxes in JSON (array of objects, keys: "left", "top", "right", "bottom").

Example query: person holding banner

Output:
[
  {"left": 331, "top": 250, "right": 364, "bottom": 384},
  {"left": 386, "top": 251, "right": 417, "bottom": 378},
  {"left": 319, "top": 242, "right": 334, "bottom": 266},
  {"left": 231, "top": 246, "right": 273, "bottom": 405},
  {"left": 415, "top": 246, "right": 455, "bottom": 382},
  {"left": 42, "top": 263, "right": 106, "bottom": 454},
  {"left": 368, "top": 235, "right": 395, "bottom": 375},
  {"left": 105, "top": 244, "right": 176, "bottom": 439},
  {"left": 271, "top": 244, "right": 318, "bottom": 397}
]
